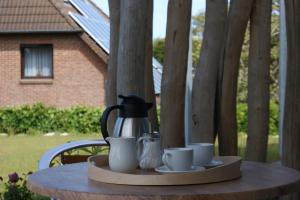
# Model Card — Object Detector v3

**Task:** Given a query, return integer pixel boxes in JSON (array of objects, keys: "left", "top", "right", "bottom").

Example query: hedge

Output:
[
  {"left": 0, "top": 103, "right": 102, "bottom": 135},
  {"left": 0, "top": 103, "right": 279, "bottom": 135},
  {"left": 237, "top": 101, "right": 279, "bottom": 135}
]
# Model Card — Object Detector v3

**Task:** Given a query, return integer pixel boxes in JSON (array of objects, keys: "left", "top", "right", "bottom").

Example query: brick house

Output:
[{"left": 0, "top": 0, "right": 161, "bottom": 107}]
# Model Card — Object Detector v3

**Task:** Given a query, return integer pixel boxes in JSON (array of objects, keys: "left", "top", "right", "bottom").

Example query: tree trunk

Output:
[
  {"left": 160, "top": 0, "right": 192, "bottom": 148},
  {"left": 105, "top": 0, "right": 120, "bottom": 135},
  {"left": 191, "top": 0, "right": 227, "bottom": 143},
  {"left": 245, "top": 0, "right": 271, "bottom": 162},
  {"left": 144, "top": 0, "right": 159, "bottom": 131},
  {"left": 117, "top": 0, "right": 148, "bottom": 98},
  {"left": 218, "top": 0, "right": 254, "bottom": 156},
  {"left": 282, "top": 0, "right": 300, "bottom": 199}
]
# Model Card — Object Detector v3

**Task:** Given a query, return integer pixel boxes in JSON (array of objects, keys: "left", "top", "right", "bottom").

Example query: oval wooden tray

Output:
[{"left": 87, "top": 155, "right": 242, "bottom": 185}]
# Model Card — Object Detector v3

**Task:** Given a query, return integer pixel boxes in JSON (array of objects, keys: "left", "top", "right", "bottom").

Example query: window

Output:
[{"left": 21, "top": 45, "right": 53, "bottom": 78}]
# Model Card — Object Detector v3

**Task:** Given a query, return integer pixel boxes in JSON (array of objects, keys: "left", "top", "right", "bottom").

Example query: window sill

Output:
[{"left": 19, "top": 79, "right": 53, "bottom": 85}]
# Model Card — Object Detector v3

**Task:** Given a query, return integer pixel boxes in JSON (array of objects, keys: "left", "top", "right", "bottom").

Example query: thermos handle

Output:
[{"left": 100, "top": 105, "right": 122, "bottom": 142}]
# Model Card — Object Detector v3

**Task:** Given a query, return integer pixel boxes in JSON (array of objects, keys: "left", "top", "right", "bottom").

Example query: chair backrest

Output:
[
  {"left": 61, "top": 154, "right": 92, "bottom": 164},
  {"left": 38, "top": 139, "right": 108, "bottom": 170}
]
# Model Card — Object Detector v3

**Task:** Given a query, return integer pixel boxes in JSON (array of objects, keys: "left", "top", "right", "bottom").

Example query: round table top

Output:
[{"left": 27, "top": 161, "right": 300, "bottom": 200}]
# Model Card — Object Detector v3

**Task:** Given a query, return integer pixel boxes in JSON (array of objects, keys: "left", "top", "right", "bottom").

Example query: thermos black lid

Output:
[{"left": 118, "top": 95, "right": 153, "bottom": 118}]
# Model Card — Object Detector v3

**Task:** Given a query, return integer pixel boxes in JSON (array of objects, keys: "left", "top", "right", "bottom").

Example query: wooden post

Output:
[
  {"left": 105, "top": 0, "right": 120, "bottom": 134},
  {"left": 117, "top": 0, "right": 148, "bottom": 98},
  {"left": 160, "top": 0, "right": 192, "bottom": 148},
  {"left": 191, "top": 0, "right": 227, "bottom": 143},
  {"left": 282, "top": 0, "right": 300, "bottom": 199},
  {"left": 218, "top": 0, "right": 254, "bottom": 156},
  {"left": 246, "top": 0, "right": 271, "bottom": 162},
  {"left": 144, "top": 0, "right": 159, "bottom": 131}
]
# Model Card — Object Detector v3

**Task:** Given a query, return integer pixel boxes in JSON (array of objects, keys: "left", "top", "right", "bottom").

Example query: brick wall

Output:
[{"left": 0, "top": 34, "right": 107, "bottom": 107}]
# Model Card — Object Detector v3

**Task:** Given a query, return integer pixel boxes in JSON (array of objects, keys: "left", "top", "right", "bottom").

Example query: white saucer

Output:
[
  {"left": 155, "top": 165, "right": 205, "bottom": 173},
  {"left": 204, "top": 160, "right": 223, "bottom": 168}
]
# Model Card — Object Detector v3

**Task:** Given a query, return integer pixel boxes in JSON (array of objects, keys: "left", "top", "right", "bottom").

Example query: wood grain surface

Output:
[{"left": 27, "top": 161, "right": 300, "bottom": 200}]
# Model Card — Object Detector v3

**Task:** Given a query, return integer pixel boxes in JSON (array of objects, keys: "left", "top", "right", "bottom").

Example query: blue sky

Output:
[{"left": 92, "top": 0, "right": 206, "bottom": 39}]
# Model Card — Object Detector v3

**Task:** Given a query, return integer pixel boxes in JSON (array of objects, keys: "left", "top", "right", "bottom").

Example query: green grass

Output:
[
  {"left": 237, "top": 134, "right": 280, "bottom": 162},
  {"left": 0, "top": 134, "right": 99, "bottom": 181},
  {"left": 0, "top": 133, "right": 280, "bottom": 182}
]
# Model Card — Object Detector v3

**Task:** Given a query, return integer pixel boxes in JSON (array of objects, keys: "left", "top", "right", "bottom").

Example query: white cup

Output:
[
  {"left": 187, "top": 143, "right": 214, "bottom": 166},
  {"left": 162, "top": 148, "right": 193, "bottom": 171}
]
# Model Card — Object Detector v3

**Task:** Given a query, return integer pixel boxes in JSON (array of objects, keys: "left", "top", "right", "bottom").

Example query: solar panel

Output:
[
  {"left": 152, "top": 58, "right": 163, "bottom": 94},
  {"left": 69, "top": 0, "right": 103, "bottom": 20},
  {"left": 69, "top": 0, "right": 162, "bottom": 94},
  {"left": 69, "top": 13, "right": 110, "bottom": 53},
  {"left": 153, "top": 58, "right": 163, "bottom": 73}
]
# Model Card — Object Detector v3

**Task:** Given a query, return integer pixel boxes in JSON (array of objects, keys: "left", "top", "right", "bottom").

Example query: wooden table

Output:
[{"left": 27, "top": 161, "right": 300, "bottom": 200}]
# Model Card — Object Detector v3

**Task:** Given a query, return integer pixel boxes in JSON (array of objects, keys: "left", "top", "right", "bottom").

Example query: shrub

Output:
[
  {"left": 0, "top": 102, "right": 279, "bottom": 135},
  {"left": 0, "top": 103, "right": 102, "bottom": 135},
  {"left": 157, "top": 103, "right": 278, "bottom": 135},
  {"left": 269, "top": 102, "right": 279, "bottom": 135},
  {"left": 0, "top": 172, "right": 49, "bottom": 200},
  {"left": 237, "top": 103, "right": 248, "bottom": 134},
  {"left": 0, "top": 173, "right": 31, "bottom": 200},
  {"left": 236, "top": 102, "right": 279, "bottom": 135}
]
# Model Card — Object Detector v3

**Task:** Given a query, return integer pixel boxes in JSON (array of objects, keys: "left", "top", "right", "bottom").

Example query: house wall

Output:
[{"left": 0, "top": 34, "right": 107, "bottom": 107}]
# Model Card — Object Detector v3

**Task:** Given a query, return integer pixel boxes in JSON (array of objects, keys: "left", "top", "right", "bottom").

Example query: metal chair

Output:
[
  {"left": 38, "top": 139, "right": 108, "bottom": 200},
  {"left": 38, "top": 139, "right": 108, "bottom": 170}
]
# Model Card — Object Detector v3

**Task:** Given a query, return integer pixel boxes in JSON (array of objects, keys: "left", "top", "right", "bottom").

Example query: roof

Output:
[
  {"left": 0, "top": 0, "right": 81, "bottom": 33},
  {"left": 68, "top": 0, "right": 163, "bottom": 94},
  {"left": 0, "top": 0, "right": 108, "bottom": 61}
]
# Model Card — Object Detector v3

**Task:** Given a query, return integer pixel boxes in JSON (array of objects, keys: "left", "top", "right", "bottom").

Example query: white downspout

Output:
[
  {"left": 279, "top": 0, "right": 287, "bottom": 158},
  {"left": 185, "top": 17, "right": 193, "bottom": 146}
]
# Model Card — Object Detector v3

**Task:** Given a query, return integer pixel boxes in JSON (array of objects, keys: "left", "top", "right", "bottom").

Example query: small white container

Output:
[{"left": 107, "top": 137, "right": 137, "bottom": 173}]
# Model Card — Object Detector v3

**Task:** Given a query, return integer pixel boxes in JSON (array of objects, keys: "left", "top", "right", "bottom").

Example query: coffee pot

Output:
[{"left": 100, "top": 95, "right": 153, "bottom": 142}]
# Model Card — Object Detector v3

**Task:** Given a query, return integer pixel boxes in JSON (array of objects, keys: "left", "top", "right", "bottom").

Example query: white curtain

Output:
[{"left": 24, "top": 47, "right": 52, "bottom": 77}]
